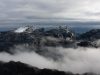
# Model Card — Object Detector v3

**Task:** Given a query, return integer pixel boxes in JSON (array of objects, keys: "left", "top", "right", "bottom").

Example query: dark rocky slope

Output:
[
  {"left": 77, "top": 29, "right": 100, "bottom": 48},
  {"left": 78, "top": 29, "right": 100, "bottom": 41},
  {"left": 0, "top": 61, "right": 95, "bottom": 75},
  {"left": 0, "top": 26, "right": 75, "bottom": 53},
  {"left": 0, "top": 26, "right": 100, "bottom": 53}
]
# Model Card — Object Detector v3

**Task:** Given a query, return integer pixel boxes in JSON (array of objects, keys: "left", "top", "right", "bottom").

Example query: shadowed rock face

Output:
[
  {"left": 79, "top": 29, "right": 100, "bottom": 41},
  {"left": 77, "top": 29, "right": 100, "bottom": 48},
  {"left": 0, "top": 61, "right": 96, "bottom": 75},
  {"left": 0, "top": 61, "right": 72, "bottom": 75},
  {"left": 0, "top": 26, "right": 100, "bottom": 53},
  {"left": 0, "top": 27, "right": 100, "bottom": 75},
  {"left": 0, "top": 26, "right": 75, "bottom": 53},
  {"left": 77, "top": 41, "right": 92, "bottom": 47}
]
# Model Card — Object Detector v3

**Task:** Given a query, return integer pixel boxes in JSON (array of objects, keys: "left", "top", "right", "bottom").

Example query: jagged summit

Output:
[
  {"left": 1, "top": 25, "right": 100, "bottom": 53},
  {"left": 0, "top": 25, "right": 76, "bottom": 53},
  {"left": 14, "top": 26, "right": 33, "bottom": 33}
]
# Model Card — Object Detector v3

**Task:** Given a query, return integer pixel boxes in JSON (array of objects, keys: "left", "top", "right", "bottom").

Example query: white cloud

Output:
[
  {"left": 1, "top": 47, "right": 100, "bottom": 74},
  {"left": 0, "top": 0, "right": 100, "bottom": 23}
]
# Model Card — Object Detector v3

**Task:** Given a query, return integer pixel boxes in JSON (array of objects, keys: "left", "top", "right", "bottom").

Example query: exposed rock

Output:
[
  {"left": 0, "top": 26, "right": 100, "bottom": 52},
  {"left": 77, "top": 29, "right": 100, "bottom": 48},
  {"left": 79, "top": 29, "right": 100, "bottom": 41},
  {"left": 0, "top": 26, "right": 75, "bottom": 53},
  {"left": 0, "top": 61, "right": 96, "bottom": 75}
]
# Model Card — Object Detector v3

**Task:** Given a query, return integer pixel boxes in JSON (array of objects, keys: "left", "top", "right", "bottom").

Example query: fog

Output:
[{"left": 0, "top": 46, "right": 100, "bottom": 74}]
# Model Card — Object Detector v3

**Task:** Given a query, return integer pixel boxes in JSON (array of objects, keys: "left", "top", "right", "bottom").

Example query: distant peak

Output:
[{"left": 14, "top": 26, "right": 33, "bottom": 33}]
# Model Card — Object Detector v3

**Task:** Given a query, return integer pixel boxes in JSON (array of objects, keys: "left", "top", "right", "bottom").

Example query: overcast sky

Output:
[{"left": 0, "top": 0, "right": 100, "bottom": 23}]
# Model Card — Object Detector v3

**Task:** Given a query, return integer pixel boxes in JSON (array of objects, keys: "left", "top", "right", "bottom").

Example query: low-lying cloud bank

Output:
[{"left": 0, "top": 47, "right": 100, "bottom": 74}]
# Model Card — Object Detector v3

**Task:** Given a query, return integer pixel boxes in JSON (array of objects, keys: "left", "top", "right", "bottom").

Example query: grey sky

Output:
[{"left": 0, "top": 0, "right": 100, "bottom": 23}]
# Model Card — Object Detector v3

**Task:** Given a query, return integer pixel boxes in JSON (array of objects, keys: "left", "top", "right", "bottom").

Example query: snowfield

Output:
[{"left": 14, "top": 27, "right": 29, "bottom": 33}]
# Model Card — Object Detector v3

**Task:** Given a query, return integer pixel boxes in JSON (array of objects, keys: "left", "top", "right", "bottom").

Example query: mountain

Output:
[
  {"left": 77, "top": 29, "right": 100, "bottom": 48},
  {"left": 0, "top": 26, "right": 75, "bottom": 53},
  {"left": 78, "top": 29, "right": 100, "bottom": 41},
  {"left": 14, "top": 26, "right": 33, "bottom": 33},
  {"left": 0, "top": 27, "right": 34, "bottom": 53},
  {"left": 0, "top": 61, "right": 67, "bottom": 75},
  {"left": 0, "top": 26, "right": 100, "bottom": 53},
  {"left": 0, "top": 61, "right": 96, "bottom": 75}
]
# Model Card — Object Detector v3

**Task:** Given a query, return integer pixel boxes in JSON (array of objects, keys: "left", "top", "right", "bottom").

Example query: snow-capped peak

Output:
[{"left": 14, "top": 26, "right": 30, "bottom": 33}]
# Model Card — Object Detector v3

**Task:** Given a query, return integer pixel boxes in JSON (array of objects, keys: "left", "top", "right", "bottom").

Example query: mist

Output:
[{"left": 0, "top": 46, "right": 100, "bottom": 74}]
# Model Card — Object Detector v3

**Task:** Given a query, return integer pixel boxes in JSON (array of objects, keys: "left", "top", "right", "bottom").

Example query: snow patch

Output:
[{"left": 14, "top": 27, "right": 29, "bottom": 33}]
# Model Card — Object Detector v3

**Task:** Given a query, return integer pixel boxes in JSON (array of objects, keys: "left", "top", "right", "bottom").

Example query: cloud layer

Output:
[
  {"left": 0, "top": 0, "right": 100, "bottom": 23},
  {"left": 0, "top": 47, "right": 100, "bottom": 74}
]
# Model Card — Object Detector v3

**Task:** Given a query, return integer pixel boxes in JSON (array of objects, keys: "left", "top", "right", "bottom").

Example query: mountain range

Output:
[
  {"left": 0, "top": 26, "right": 100, "bottom": 53},
  {"left": 0, "top": 26, "right": 100, "bottom": 75}
]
